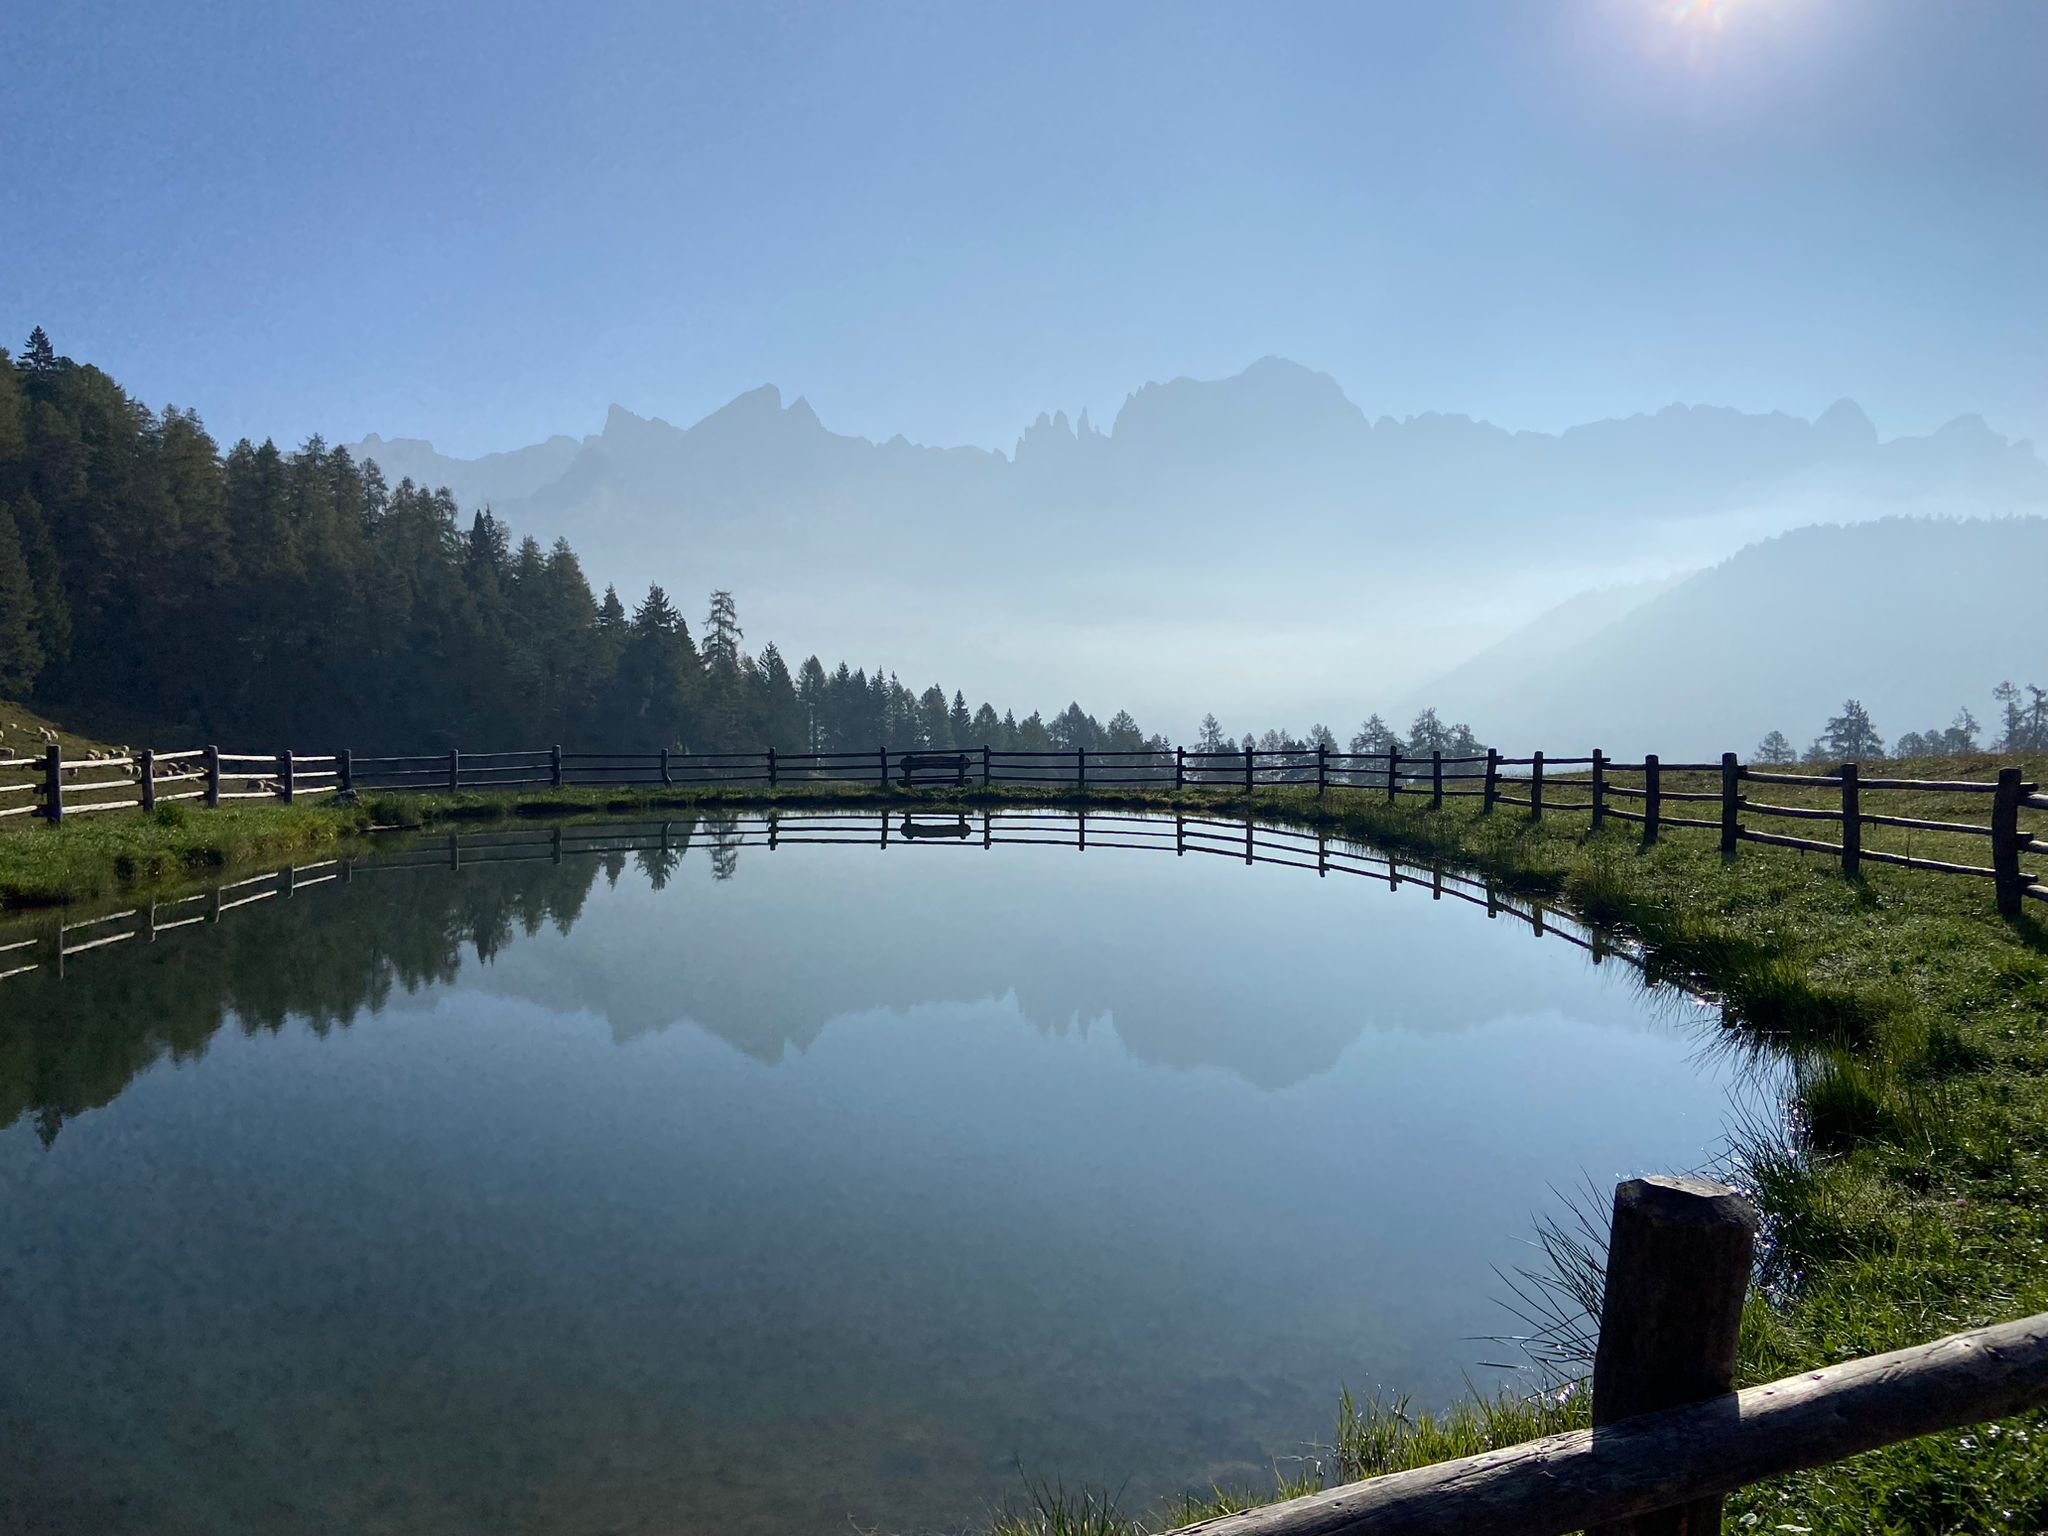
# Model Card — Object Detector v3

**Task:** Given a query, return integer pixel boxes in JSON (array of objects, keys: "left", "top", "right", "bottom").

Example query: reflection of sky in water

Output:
[{"left": 0, "top": 818, "right": 1756, "bottom": 1536}]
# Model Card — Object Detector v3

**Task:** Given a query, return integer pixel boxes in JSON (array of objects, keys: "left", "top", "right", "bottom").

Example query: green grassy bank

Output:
[{"left": 5, "top": 769, "right": 2047, "bottom": 1532}]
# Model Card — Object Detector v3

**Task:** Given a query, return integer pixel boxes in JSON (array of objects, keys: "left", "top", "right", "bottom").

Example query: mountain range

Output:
[{"left": 344, "top": 359, "right": 2048, "bottom": 741}]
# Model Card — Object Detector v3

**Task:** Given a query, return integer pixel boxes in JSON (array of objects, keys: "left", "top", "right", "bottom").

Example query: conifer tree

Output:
[{"left": 0, "top": 506, "right": 44, "bottom": 692}]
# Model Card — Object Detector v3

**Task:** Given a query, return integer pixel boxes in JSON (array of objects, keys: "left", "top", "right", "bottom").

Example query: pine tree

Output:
[
  {"left": 8, "top": 493, "right": 68, "bottom": 667},
  {"left": 703, "top": 588, "right": 742, "bottom": 672},
  {"left": 1754, "top": 730, "right": 1795, "bottom": 765},
  {"left": 1819, "top": 699, "right": 1884, "bottom": 761},
  {"left": 19, "top": 326, "right": 56, "bottom": 379},
  {"left": 0, "top": 505, "right": 44, "bottom": 692}
]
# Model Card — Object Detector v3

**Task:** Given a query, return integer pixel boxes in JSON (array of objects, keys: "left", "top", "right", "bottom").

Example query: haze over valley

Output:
[{"left": 345, "top": 359, "right": 2048, "bottom": 752}]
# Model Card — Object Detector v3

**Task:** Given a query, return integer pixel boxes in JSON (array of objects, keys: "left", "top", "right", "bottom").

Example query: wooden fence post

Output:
[
  {"left": 1077, "top": 747, "right": 1087, "bottom": 790},
  {"left": 1644, "top": 753, "right": 1661, "bottom": 845},
  {"left": 1318, "top": 741, "right": 1328, "bottom": 797},
  {"left": 1482, "top": 747, "right": 1498, "bottom": 814},
  {"left": 1386, "top": 747, "right": 1399, "bottom": 804},
  {"left": 983, "top": 745, "right": 992, "bottom": 787},
  {"left": 1589, "top": 1175, "right": 1759, "bottom": 1536},
  {"left": 1431, "top": 749, "right": 1443, "bottom": 810},
  {"left": 1993, "top": 767, "right": 2024, "bottom": 916},
  {"left": 767, "top": 746, "right": 777, "bottom": 787},
  {"left": 1530, "top": 750, "right": 1545, "bottom": 821},
  {"left": 1175, "top": 745, "right": 1185, "bottom": 791},
  {"left": 1591, "top": 748, "right": 1606, "bottom": 831},
  {"left": 550, "top": 744, "right": 562, "bottom": 789},
  {"left": 338, "top": 749, "right": 352, "bottom": 795},
  {"left": 279, "top": 750, "right": 294, "bottom": 805},
  {"left": 205, "top": 745, "right": 220, "bottom": 808},
  {"left": 1720, "top": 751, "right": 1740, "bottom": 854},
  {"left": 447, "top": 749, "right": 460, "bottom": 793},
  {"left": 43, "top": 742, "right": 61, "bottom": 823},
  {"left": 878, "top": 745, "right": 888, "bottom": 788},
  {"left": 660, "top": 746, "right": 671, "bottom": 786},
  {"left": 140, "top": 748, "right": 156, "bottom": 813},
  {"left": 1840, "top": 762, "right": 1861, "bottom": 879}
]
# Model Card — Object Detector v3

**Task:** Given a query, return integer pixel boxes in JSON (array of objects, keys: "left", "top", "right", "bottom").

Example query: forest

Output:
[{"left": 0, "top": 329, "right": 1204, "bottom": 755}]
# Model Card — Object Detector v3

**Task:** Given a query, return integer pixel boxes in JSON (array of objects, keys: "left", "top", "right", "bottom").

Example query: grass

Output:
[{"left": 6, "top": 755, "right": 2048, "bottom": 1531}]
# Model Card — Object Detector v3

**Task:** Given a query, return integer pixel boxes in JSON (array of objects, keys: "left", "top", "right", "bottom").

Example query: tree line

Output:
[
  {"left": 1753, "top": 683, "right": 2048, "bottom": 765},
  {"left": 0, "top": 330, "right": 1200, "bottom": 754}
]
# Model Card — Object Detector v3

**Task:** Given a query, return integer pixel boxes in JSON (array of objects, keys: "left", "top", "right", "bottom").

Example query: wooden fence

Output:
[
  {"left": 1168, "top": 1176, "right": 2048, "bottom": 1536},
  {"left": 6, "top": 741, "right": 2044, "bottom": 914}
]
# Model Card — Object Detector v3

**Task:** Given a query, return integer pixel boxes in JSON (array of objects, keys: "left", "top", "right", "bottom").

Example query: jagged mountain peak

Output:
[{"left": 1816, "top": 396, "right": 1878, "bottom": 446}]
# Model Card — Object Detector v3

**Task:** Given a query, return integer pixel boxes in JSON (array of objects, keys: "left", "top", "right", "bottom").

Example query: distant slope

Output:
[
  {"left": 1423, "top": 517, "right": 2048, "bottom": 758},
  {"left": 1407, "top": 577, "right": 1685, "bottom": 720}
]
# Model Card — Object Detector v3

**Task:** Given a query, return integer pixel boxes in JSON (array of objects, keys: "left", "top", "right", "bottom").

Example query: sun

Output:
[{"left": 1657, "top": 0, "right": 1759, "bottom": 28}]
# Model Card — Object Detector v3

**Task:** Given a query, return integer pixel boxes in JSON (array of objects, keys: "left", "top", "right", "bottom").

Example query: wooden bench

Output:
[
  {"left": 897, "top": 751, "right": 970, "bottom": 787},
  {"left": 898, "top": 813, "right": 971, "bottom": 840}
]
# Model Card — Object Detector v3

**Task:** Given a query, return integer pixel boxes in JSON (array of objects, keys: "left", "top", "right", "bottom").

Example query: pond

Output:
[{"left": 0, "top": 810, "right": 1758, "bottom": 1536}]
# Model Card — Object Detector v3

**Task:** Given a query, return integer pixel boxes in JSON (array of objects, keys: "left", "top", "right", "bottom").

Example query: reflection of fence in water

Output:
[{"left": 0, "top": 814, "right": 1636, "bottom": 987}]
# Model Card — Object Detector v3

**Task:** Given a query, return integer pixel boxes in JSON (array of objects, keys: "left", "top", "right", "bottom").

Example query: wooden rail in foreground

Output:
[
  {"left": 5, "top": 741, "right": 2043, "bottom": 915},
  {"left": 1170, "top": 1176, "right": 2048, "bottom": 1536}
]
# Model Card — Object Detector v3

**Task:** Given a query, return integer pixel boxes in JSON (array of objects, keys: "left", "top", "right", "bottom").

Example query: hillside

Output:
[{"left": 1415, "top": 517, "right": 2048, "bottom": 758}]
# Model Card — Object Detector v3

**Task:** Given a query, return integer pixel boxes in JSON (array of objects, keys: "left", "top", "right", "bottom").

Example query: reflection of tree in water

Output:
[
  {"left": 0, "top": 857, "right": 605, "bottom": 1147},
  {"left": 705, "top": 814, "right": 741, "bottom": 881},
  {"left": 633, "top": 819, "right": 694, "bottom": 891}
]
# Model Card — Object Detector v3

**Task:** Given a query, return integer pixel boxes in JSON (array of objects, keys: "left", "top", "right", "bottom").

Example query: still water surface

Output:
[{"left": 0, "top": 812, "right": 1753, "bottom": 1535}]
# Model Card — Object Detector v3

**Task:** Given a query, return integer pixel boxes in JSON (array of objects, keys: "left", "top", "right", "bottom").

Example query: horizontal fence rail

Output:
[
  {"left": 1168, "top": 1176, "right": 2048, "bottom": 1536},
  {"left": 4, "top": 740, "right": 2041, "bottom": 914}
]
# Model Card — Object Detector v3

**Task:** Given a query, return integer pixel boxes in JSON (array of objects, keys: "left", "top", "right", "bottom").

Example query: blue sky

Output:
[{"left": 6, "top": 0, "right": 2044, "bottom": 457}]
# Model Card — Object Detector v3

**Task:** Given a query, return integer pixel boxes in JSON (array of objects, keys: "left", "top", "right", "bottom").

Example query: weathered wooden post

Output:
[
  {"left": 1431, "top": 748, "right": 1443, "bottom": 810},
  {"left": 1244, "top": 744, "right": 1254, "bottom": 795},
  {"left": 1591, "top": 748, "right": 1606, "bottom": 831},
  {"left": 1482, "top": 747, "right": 1498, "bottom": 814},
  {"left": 337, "top": 749, "right": 352, "bottom": 795},
  {"left": 205, "top": 745, "right": 221, "bottom": 808},
  {"left": 1840, "top": 762, "right": 1861, "bottom": 878},
  {"left": 660, "top": 747, "right": 672, "bottom": 786},
  {"left": 140, "top": 748, "right": 156, "bottom": 813},
  {"left": 1317, "top": 741, "right": 1328, "bottom": 797},
  {"left": 767, "top": 746, "right": 777, "bottom": 787},
  {"left": 1175, "top": 745, "right": 1185, "bottom": 791},
  {"left": 1386, "top": 746, "right": 1399, "bottom": 804},
  {"left": 1589, "top": 1175, "right": 1759, "bottom": 1536},
  {"left": 1644, "top": 753, "right": 1662, "bottom": 846},
  {"left": 878, "top": 744, "right": 888, "bottom": 788},
  {"left": 1077, "top": 747, "right": 1086, "bottom": 790},
  {"left": 550, "top": 744, "right": 563, "bottom": 789},
  {"left": 981, "top": 745, "right": 992, "bottom": 787},
  {"left": 1993, "top": 766, "right": 2025, "bottom": 916},
  {"left": 1530, "top": 750, "right": 1545, "bottom": 822},
  {"left": 1721, "top": 751, "right": 1741, "bottom": 854},
  {"left": 278, "top": 750, "right": 294, "bottom": 804},
  {"left": 43, "top": 742, "right": 61, "bottom": 823},
  {"left": 447, "top": 749, "right": 460, "bottom": 793}
]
